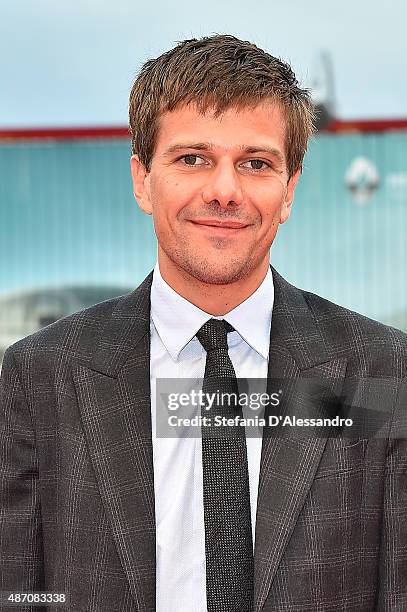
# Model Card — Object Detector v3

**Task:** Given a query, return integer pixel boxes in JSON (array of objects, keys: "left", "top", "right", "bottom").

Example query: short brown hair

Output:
[{"left": 129, "top": 34, "right": 315, "bottom": 178}]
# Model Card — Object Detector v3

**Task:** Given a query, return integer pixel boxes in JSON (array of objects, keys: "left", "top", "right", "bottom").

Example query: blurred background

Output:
[{"left": 1, "top": 0, "right": 407, "bottom": 365}]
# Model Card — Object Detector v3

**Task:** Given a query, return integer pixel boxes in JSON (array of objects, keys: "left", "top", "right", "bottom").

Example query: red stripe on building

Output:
[
  {"left": 1, "top": 118, "right": 407, "bottom": 140},
  {"left": 322, "top": 118, "right": 407, "bottom": 133},
  {"left": 0, "top": 126, "right": 130, "bottom": 140}
]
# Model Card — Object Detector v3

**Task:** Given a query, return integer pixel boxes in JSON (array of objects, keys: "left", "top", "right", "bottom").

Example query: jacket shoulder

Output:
[
  {"left": 5, "top": 271, "right": 154, "bottom": 364},
  {"left": 302, "top": 289, "right": 407, "bottom": 377},
  {"left": 6, "top": 294, "right": 122, "bottom": 360},
  {"left": 4, "top": 269, "right": 154, "bottom": 384}
]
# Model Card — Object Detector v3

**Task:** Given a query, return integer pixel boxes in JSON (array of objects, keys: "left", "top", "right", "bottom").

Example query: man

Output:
[{"left": 0, "top": 34, "right": 406, "bottom": 612}]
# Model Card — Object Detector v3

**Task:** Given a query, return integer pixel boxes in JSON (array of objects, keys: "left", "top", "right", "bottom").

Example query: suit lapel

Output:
[
  {"left": 73, "top": 273, "right": 156, "bottom": 612},
  {"left": 253, "top": 268, "right": 348, "bottom": 611}
]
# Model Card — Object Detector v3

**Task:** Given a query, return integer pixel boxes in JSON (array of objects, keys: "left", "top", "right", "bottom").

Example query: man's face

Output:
[{"left": 131, "top": 101, "right": 300, "bottom": 285}]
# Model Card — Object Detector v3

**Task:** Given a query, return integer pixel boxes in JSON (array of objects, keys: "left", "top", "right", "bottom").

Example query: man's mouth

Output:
[{"left": 189, "top": 219, "right": 249, "bottom": 229}]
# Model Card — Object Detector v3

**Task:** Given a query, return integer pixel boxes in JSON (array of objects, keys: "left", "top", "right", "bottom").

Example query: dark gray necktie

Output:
[{"left": 196, "top": 319, "right": 254, "bottom": 612}]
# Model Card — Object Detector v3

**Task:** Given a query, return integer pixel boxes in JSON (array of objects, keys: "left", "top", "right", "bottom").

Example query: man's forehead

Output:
[
  {"left": 156, "top": 100, "right": 286, "bottom": 156},
  {"left": 159, "top": 98, "right": 284, "bottom": 124}
]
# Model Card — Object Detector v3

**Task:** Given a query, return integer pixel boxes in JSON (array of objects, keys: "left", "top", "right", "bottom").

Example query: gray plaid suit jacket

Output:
[{"left": 1, "top": 266, "right": 406, "bottom": 612}]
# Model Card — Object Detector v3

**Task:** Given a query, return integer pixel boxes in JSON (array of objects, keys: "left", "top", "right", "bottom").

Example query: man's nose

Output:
[{"left": 201, "top": 159, "right": 244, "bottom": 208}]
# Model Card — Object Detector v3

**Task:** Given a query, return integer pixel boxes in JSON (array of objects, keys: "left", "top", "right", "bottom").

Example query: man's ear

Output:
[
  {"left": 280, "top": 167, "right": 301, "bottom": 224},
  {"left": 130, "top": 155, "right": 153, "bottom": 215}
]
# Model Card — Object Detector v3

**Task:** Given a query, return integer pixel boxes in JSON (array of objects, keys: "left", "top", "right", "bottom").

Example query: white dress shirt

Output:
[{"left": 150, "top": 263, "right": 274, "bottom": 612}]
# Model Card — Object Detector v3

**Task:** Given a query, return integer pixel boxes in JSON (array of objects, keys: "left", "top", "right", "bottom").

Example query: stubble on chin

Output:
[{"left": 165, "top": 242, "right": 256, "bottom": 286}]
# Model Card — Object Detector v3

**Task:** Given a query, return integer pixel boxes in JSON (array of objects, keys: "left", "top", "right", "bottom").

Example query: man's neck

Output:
[{"left": 157, "top": 255, "right": 270, "bottom": 316}]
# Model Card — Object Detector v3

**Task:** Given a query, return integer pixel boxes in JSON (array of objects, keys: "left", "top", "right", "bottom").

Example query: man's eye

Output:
[
  {"left": 243, "top": 159, "right": 270, "bottom": 171},
  {"left": 181, "top": 154, "right": 205, "bottom": 166}
]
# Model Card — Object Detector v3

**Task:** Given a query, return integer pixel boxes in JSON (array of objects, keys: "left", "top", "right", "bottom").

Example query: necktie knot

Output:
[{"left": 196, "top": 319, "right": 234, "bottom": 353}]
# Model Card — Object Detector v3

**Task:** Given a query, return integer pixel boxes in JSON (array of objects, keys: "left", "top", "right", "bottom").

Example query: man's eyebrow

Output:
[
  {"left": 241, "top": 145, "right": 285, "bottom": 164},
  {"left": 163, "top": 142, "right": 285, "bottom": 164},
  {"left": 163, "top": 142, "right": 214, "bottom": 155}
]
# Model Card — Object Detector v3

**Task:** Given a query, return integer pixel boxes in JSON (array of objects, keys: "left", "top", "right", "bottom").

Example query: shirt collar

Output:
[{"left": 150, "top": 263, "right": 274, "bottom": 361}]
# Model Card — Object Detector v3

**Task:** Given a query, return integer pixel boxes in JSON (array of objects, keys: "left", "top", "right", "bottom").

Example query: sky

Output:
[{"left": 1, "top": 0, "right": 407, "bottom": 128}]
